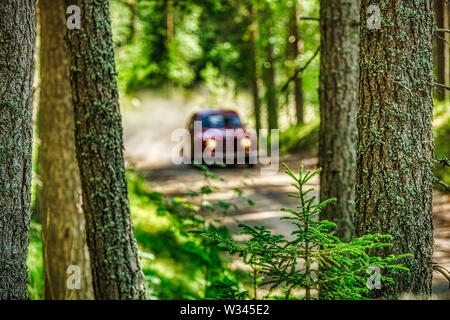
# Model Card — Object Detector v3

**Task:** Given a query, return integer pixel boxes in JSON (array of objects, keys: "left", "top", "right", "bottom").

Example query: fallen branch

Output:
[
  {"left": 432, "top": 263, "right": 450, "bottom": 287},
  {"left": 436, "top": 28, "right": 450, "bottom": 33},
  {"left": 282, "top": 46, "right": 321, "bottom": 92}
]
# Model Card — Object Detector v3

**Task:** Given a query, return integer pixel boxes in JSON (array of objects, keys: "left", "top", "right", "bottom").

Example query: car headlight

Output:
[
  {"left": 205, "top": 139, "right": 217, "bottom": 150},
  {"left": 240, "top": 137, "right": 252, "bottom": 148}
]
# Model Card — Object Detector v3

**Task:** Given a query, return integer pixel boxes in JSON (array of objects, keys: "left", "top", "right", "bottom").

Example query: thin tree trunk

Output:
[
  {"left": 264, "top": 42, "right": 278, "bottom": 130},
  {"left": 0, "top": 0, "right": 36, "bottom": 300},
  {"left": 293, "top": 71, "right": 304, "bottom": 124},
  {"left": 357, "top": 0, "right": 434, "bottom": 299},
  {"left": 318, "top": 1, "right": 359, "bottom": 244},
  {"left": 39, "top": 0, "right": 93, "bottom": 300},
  {"left": 64, "top": 0, "right": 146, "bottom": 299},
  {"left": 128, "top": 0, "right": 136, "bottom": 44},
  {"left": 288, "top": 1, "right": 304, "bottom": 125},
  {"left": 446, "top": 0, "right": 450, "bottom": 100},
  {"left": 434, "top": 0, "right": 447, "bottom": 100},
  {"left": 166, "top": 0, "right": 174, "bottom": 46},
  {"left": 249, "top": 5, "right": 261, "bottom": 132}
]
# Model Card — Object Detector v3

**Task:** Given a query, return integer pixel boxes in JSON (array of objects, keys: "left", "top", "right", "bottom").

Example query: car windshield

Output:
[{"left": 202, "top": 114, "right": 241, "bottom": 127}]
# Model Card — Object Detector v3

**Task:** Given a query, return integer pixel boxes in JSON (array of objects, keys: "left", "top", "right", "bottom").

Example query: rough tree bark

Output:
[
  {"left": 64, "top": 0, "right": 146, "bottom": 299},
  {"left": 39, "top": 0, "right": 93, "bottom": 300},
  {"left": 357, "top": 1, "right": 434, "bottom": 299},
  {"left": 0, "top": 0, "right": 36, "bottom": 300},
  {"left": 318, "top": 0, "right": 359, "bottom": 243},
  {"left": 288, "top": 0, "right": 304, "bottom": 125}
]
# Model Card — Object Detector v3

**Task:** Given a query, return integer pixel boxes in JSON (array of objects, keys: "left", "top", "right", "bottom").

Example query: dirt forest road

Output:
[
  {"left": 136, "top": 157, "right": 450, "bottom": 299},
  {"left": 122, "top": 91, "right": 449, "bottom": 299}
]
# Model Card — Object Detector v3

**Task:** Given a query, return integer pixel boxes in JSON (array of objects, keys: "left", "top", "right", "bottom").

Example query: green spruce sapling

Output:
[{"left": 203, "top": 163, "right": 411, "bottom": 300}]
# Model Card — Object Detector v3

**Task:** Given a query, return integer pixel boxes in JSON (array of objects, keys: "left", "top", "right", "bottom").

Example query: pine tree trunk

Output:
[
  {"left": 446, "top": 0, "right": 450, "bottom": 100},
  {"left": 357, "top": 1, "right": 434, "bottom": 299},
  {"left": 39, "top": 0, "right": 93, "bottom": 300},
  {"left": 166, "top": 0, "right": 174, "bottom": 46},
  {"left": 434, "top": 0, "right": 447, "bottom": 101},
  {"left": 318, "top": 0, "right": 359, "bottom": 243},
  {"left": 64, "top": 0, "right": 146, "bottom": 299},
  {"left": 0, "top": 0, "right": 36, "bottom": 300},
  {"left": 128, "top": 1, "right": 136, "bottom": 44},
  {"left": 288, "top": 1, "right": 304, "bottom": 125},
  {"left": 249, "top": 6, "right": 261, "bottom": 132},
  {"left": 264, "top": 42, "right": 278, "bottom": 130}
]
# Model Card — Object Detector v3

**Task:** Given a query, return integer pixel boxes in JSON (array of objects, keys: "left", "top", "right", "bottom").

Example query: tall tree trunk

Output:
[
  {"left": 357, "top": 1, "right": 434, "bottom": 299},
  {"left": 434, "top": 0, "right": 447, "bottom": 101},
  {"left": 446, "top": 0, "right": 450, "bottom": 100},
  {"left": 288, "top": 1, "right": 304, "bottom": 125},
  {"left": 249, "top": 5, "right": 261, "bottom": 132},
  {"left": 448, "top": 2, "right": 450, "bottom": 96},
  {"left": 166, "top": 0, "right": 174, "bottom": 46},
  {"left": 64, "top": 0, "right": 146, "bottom": 299},
  {"left": 264, "top": 42, "right": 278, "bottom": 130},
  {"left": 0, "top": 0, "right": 36, "bottom": 300},
  {"left": 39, "top": 0, "right": 93, "bottom": 300},
  {"left": 128, "top": 0, "right": 136, "bottom": 44},
  {"left": 319, "top": 1, "right": 359, "bottom": 244}
]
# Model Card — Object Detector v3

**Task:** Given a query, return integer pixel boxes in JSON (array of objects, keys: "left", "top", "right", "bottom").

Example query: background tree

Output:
[
  {"left": 318, "top": 0, "right": 359, "bottom": 243},
  {"left": 39, "top": 0, "right": 93, "bottom": 300},
  {"left": 287, "top": 0, "right": 304, "bottom": 125},
  {"left": 263, "top": 41, "right": 279, "bottom": 130},
  {"left": 248, "top": 3, "right": 261, "bottom": 132},
  {"left": 64, "top": 0, "right": 146, "bottom": 299},
  {"left": 0, "top": 0, "right": 36, "bottom": 299},
  {"left": 433, "top": 0, "right": 448, "bottom": 101},
  {"left": 260, "top": 1, "right": 280, "bottom": 130},
  {"left": 356, "top": 1, "right": 435, "bottom": 299}
]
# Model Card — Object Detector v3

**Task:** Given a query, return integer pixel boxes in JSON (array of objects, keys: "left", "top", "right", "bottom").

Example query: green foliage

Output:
[
  {"left": 26, "top": 163, "right": 251, "bottom": 300},
  {"left": 207, "top": 278, "right": 249, "bottom": 300},
  {"left": 127, "top": 164, "right": 252, "bottom": 299},
  {"left": 279, "top": 119, "right": 319, "bottom": 154},
  {"left": 27, "top": 221, "right": 43, "bottom": 300},
  {"left": 434, "top": 102, "right": 450, "bottom": 186},
  {"left": 111, "top": 0, "right": 321, "bottom": 118},
  {"left": 201, "top": 163, "right": 411, "bottom": 300}
]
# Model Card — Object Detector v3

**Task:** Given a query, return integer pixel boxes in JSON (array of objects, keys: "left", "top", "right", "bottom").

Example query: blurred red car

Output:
[{"left": 187, "top": 110, "right": 257, "bottom": 166}]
